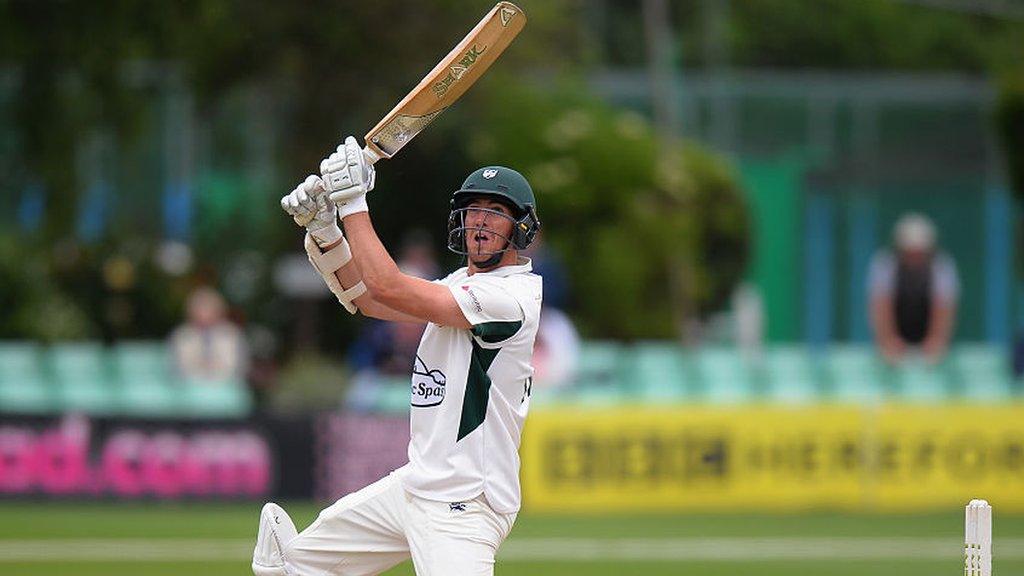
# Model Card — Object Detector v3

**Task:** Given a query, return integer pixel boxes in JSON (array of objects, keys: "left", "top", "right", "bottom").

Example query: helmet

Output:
[{"left": 447, "top": 166, "right": 541, "bottom": 258}]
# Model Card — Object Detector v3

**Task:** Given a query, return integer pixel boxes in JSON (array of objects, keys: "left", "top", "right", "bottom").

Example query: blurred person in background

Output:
[
  {"left": 169, "top": 286, "right": 249, "bottom": 381},
  {"left": 868, "top": 213, "right": 960, "bottom": 364},
  {"left": 524, "top": 230, "right": 567, "bottom": 310},
  {"left": 524, "top": 230, "right": 579, "bottom": 388},
  {"left": 257, "top": 139, "right": 543, "bottom": 576},
  {"left": 245, "top": 325, "right": 280, "bottom": 410},
  {"left": 346, "top": 231, "right": 439, "bottom": 410},
  {"left": 396, "top": 229, "right": 441, "bottom": 280},
  {"left": 530, "top": 306, "right": 580, "bottom": 389},
  {"left": 732, "top": 282, "right": 766, "bottom": 364}
]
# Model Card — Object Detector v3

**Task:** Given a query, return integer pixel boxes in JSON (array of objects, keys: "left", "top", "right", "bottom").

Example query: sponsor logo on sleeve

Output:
[
  {"left": 411, "top": 356, "right": 446, "bottom": 407},
  {"left": 461, "top": 285, "right": 483, "bottom": 313}
]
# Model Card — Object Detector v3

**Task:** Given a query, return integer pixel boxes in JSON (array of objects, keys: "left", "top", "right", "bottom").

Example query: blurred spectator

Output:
[
  {"left": 524, "top": 231, "right": 579, "bottom": 388},
  {"left": 169, "top": 286, "right": 249, "bottom": 381},
  {"left": 868, "top": 213, "right": 959, "bottom": 364},
  {"left": 349, "top": 321, "right": 426, "bottom": 377},
  {"left": 396, "top": 229, "right": 441, "bottom": 280},
  {"left": 246, "top": 324, "right": 281, "bottom": 410},
  {"left": 732, "top": 282, "right": 765, "bottom": 363},
  {"left": 345, "top": 232, "right": 437, "bottom": 410},
  {"left": 524, "top": 231, "right": 568, "bottom": 310},
  {"left": 532, "top": 307, "right": 581, "bottom": 389}
]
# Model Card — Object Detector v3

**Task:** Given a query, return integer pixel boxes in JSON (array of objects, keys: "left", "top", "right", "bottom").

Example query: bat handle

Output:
[{"left": 361, "top": 145, "right": 381, "bottom": 166}]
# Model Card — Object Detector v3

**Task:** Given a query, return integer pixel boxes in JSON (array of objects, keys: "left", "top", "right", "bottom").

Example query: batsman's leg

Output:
[
  {"left": 406, "top": 494, "right": 516, "bottom": 576},
  {"left": 283, "top": 472, "right": 411, "bottom": 575},
  {"left": 253, "top": 502, "right": 298, "bottom": 576}
]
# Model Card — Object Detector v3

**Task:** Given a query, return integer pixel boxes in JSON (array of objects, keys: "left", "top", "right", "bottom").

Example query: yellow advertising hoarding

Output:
[{"left": 520, "top": 405, "right": 1024, "bottom": 512}]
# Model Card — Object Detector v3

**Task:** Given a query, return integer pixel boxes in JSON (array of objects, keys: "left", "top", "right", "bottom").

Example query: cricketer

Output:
[{"left": 253, "top": 136, "right": 543, "bottom": 575}]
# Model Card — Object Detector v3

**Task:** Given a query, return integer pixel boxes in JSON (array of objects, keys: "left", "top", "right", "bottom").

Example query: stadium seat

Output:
[
  {"left": 951, "top": 344, "right": 1013, "bottom": 401},
  {"left": 627, "top": 343, "right": 692, "bottom": 401},
  {"left": 764, "top": 345, "right": 822, "bottom": 404},
  {"left": 545, "top": 341, "right": 631, "bottom": 406},
  {"left": 572, "top": 341, "right": 626, "bottom": 389},
  {"left": 826, "top": 345, "right": 885, "bottom": 403},
  {"left": 113, "top": 341, "right": 171, "bottom": 380},
  {"left": 890, "top": 359, "right": 954, "bottom": 402},
  {"left": 528, "top": 386, "right": 566, "bottom": 407},
  {"left": 48, "top": 343, "right": 118, "bottom": 414},
  {"left": 112, "top": 341, "right": 180, "bottom": 417},
  {"left": 373, "top": 376, "right": 414, "bottom": 413},
  {"left": 566, "top": 384, "right": 632, "bottom": 407},
  {"left": 180, "top": 377, "right": 253, "bottom": 418},
  {"left": 0, "top": 342, "right": 54, "bottom": 414},
  {"left": 694, "top": 347, "right": 756, "bottom": 404}
]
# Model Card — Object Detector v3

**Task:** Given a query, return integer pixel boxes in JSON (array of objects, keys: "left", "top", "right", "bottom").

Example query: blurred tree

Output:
[
  {"left": 0, "top": 1, "right": 588, "bottom": 342},
  {"left": 268, "top": 351, "right": 349, "bottom": 416},
  {"left": 0, "top": 0, "right": 586, "bottom": 237},
  {"left": 590, "top": 0, "right": 1024, "bottom": 71},
  {"left": 0, "top": 235, "right": 95, "bottom": 341},
  {"left": 994, "top": 72, "right": 1024, "bottom": 335},
  {"left": 725, "top": 0, "right": 1023, "bottom": 71},
  {"left": 7, "top": 0, "right": 1019, "bottom": 344},
  {"left": 466, "top": 80, "right": 748, "bottom": 338},
  {"left": 996, "top": 74, "right": 1024, "bottom": 205}
]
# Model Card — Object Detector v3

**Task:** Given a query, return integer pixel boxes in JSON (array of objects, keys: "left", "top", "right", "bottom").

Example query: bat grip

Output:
[{"left": 361, "top": 145, "right": 381, "bottom": 166}]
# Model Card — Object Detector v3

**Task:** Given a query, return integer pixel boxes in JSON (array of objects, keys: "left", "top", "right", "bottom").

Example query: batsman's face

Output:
[{"left": 465, "top": 199, "right": 514, "bottom": 258}]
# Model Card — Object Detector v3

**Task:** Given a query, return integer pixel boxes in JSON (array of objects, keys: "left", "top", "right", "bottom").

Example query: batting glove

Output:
[
  {"left": 321, "top": 136, "right": 375, "bottom": 219},
  {"left": 281, "top": 175, "right": 343, "bottom": 247}
]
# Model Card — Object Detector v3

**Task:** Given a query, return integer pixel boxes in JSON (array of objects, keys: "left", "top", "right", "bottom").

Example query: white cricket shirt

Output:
[{"left": 399, "top": 257, "right": 542, "bottom": 514}]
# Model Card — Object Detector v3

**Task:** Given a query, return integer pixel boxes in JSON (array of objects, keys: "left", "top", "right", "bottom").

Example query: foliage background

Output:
[{"left": 0, "top": 0, "right": 1022, "bottom": 346}]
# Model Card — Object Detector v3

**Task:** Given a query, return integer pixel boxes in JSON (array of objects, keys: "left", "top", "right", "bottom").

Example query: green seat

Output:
[
  {"left": 120, "top": 380, "right": 179, "bottom": 416},
  {"left": 0, "top": 342, "right": 44, "bottom": 378},
  {"left": 49, "top": 343, "right": 117, "bottom": 414},
  {"left": 952, "top": 345, "right": 1012, "bottom": 401},
  {"left": 628, "top": 343, "right": 690, "bottom": 401},
  {"left": 526, "top": 376, "right": 555, "bottom": 406},
  {"left": 764, "top": 346, "right": 821, "bottom": 404},
  {"left": 0, "top": 342, "right": 54, "bottom": 413},
  {"left": 373, "top": 375, "right": 413, "bottom": 414},
  {"left": 564, "top": 384, "right": 632, "bottom": 407},
  {"left": 113, "top": 342, "right": 171, "bottom": 380},
  {"left": 181, "top": 377, "right": 252, "bottom": 418},
  {"left": 891, "top": 359, "right": 953, "bottom": 402},
  {"left": 572, "top": 341, "right": 625, "bottom": 389},
  {"left": 546, "top": 341, "right": 628, "bottom": 406},
  {"left": 694, "top": 347, "right": 755, "bottom": 404},
  {"left": 826, "top": 345, "right": 884, "bottom": 403},
  {"left": 527, "top": 388, "right": 579, "bottom": 407},
  {"left": 113, "top": 342, "right": 179, "bottom": 417}
]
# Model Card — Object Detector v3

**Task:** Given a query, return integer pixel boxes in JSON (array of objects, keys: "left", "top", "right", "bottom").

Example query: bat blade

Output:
[{"left": 362, "top": 2, "right": 525, "bottom": 163}]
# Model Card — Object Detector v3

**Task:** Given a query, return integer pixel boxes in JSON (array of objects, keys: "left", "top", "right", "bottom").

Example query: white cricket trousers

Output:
[{"left": 283, "top": 472, "right": 516, "bottom": 576}]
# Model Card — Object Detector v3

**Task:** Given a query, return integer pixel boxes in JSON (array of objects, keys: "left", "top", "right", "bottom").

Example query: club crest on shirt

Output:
[{"left": 411, "top": 356, "right": 446, "bottom": 407}]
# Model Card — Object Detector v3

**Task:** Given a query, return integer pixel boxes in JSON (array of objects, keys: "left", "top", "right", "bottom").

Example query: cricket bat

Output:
[{"left": 360, "top": 1, "right": 526, "bottom": 164}]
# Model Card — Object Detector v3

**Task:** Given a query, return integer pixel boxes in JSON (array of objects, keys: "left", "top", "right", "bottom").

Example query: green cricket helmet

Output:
[{"left": 447, "top": 166, "right": 541, "bottom": 257}]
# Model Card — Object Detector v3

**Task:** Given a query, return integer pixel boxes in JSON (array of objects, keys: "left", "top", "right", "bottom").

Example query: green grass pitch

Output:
[{"left": 0, "top": 502, "right": 1021, "bottom": 575}]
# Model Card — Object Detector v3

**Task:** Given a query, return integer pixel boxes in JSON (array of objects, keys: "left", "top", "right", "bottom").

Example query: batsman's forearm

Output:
[
  {"left": 342, "top": 213, "right": 403, "bottom": 299},
  {"left": 331, "top": 254, "right": 374, "bottom": 311}
]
